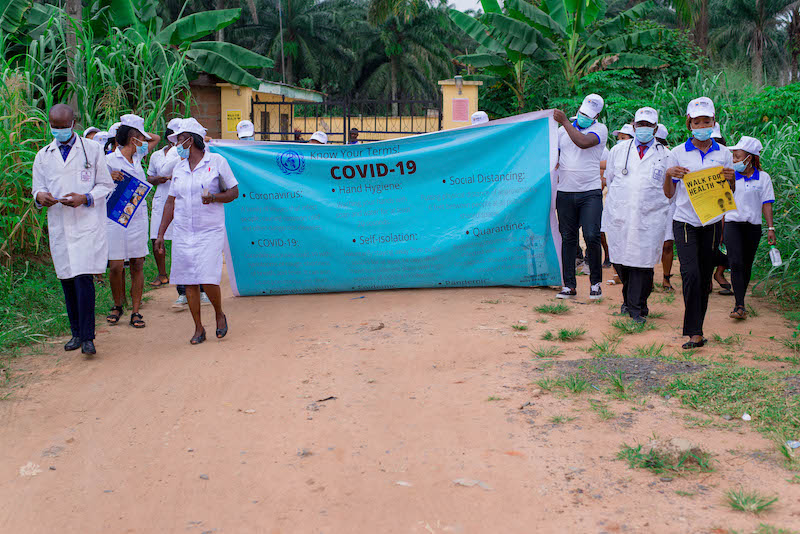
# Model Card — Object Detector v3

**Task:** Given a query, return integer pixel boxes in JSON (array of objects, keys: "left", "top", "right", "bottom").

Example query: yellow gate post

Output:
[{"left": 438, "top": 76, "right": 483, "bottom": 130}]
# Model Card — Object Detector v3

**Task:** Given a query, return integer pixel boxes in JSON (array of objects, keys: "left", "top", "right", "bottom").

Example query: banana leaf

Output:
[
  {"left": 448, "top": 9, "right": 504, "bottom": 54},
  {"left": 504, "top": 0, "right": 566, "bottom": 40},
  {"left": 156, "top": 8, "right": 241, "bottom": 46},
  {"left": 186, "top": 47, "right": 261, "bottom": 88},
  {"left": 604, "top": 52, "right": 666, "bottom": 69},
  {"left": 483, "top": 13, "right": 555, "bottom": 57},
  {"left": 1, "top": 0, "right": 32, "bottom": 34},
  {"left": 454, "top": 52, "right": 508, "bottom": 68},
  {"left": 190, "top": 41, "right": 274, "bottom": 69}
]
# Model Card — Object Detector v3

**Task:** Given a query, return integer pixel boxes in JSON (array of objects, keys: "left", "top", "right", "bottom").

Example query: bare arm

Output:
[
  {"left": 663, "top": 166, "right": 689, "bottom": 199},
  {"left": 146, "top": 132, "right": 161, "bottom": 153},
  {"left": 553, "top": 109, "right": 600, "bottom": 149},
  {"left": 154, "top": 196, "right": 175, "bottom": 254},
  {"left": 763, "top": 203, "right": 776, "bottom": 245},
  {"left": 205, "top": 185, "right": 239, "bottom": 205}
]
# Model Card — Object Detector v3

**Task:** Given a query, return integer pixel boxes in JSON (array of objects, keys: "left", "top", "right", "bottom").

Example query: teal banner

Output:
[{"left": 212, "top": 111, "right": 562, "bottom": 296}]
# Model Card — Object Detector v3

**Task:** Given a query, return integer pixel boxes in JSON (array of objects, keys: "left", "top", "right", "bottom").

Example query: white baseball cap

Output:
[
  {"left": 83, "top": 126, "right": 100, "bottom": 137},
  {"left": 712, "top": 123, "right": 722, "bottom": 139},
  {"left": 120, "top": 113, "right": 152, "bottom": 140},
  {"left": 634, "top": 107, "right": 658, "bottom": 125},
  {"left": 167, "top": 118, "right": 206, "bottom": 144},
  {"left": 310, "top": 131, "right": 328, "bottom": 144},
  {"left": 108, "top": 122, "right": 121, "bottom": 138},
  {"left": 93, "top": 131, "right": 110, "bottom": 145},
  {"left": 686, "top": 97, "right": 715, "bottom": 118},
  {"left": 578, "top": 93, "right": 604, "bottom": 119},
  {"left": 470, "top": 111, "right": 489, "bottom": 125},
  {"left": 237, "top": 119, "right": 255, "bottom": 139},
  {"left": 612, "top": 124, "right": 635, "bottom": 137},
  {"left": 729, "top": 136, "right": 763, "bottom": 156},
  {"left": 166, "top": 118, "right": 183, "bottom": 132},
  {"left": 656, "top": 123, "right": 668, "bottom": 140}
]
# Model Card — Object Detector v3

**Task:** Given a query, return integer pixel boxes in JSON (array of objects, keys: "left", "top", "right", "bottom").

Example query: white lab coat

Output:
[
  {"left": 31, "top": 136, "right": 114, "bottom": 279},
  {"left": 105, "top": 148, "right": 150, "bottom": 260},
  {"left": 604, "top": 140, "right": 671, "bottom": 268},
  {"left": 147, "top": 146, "right": 181, "bottom": 239},
  {"left": 168, "top": 151, "right": 238, "bottom": 285}
]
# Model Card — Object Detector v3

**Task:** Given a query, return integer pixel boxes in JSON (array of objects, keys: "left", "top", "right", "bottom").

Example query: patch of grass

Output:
[
  {"left": 589, "top": 297, "right": 605, "bottom": 304},
  {"left": 631, "top": 342, "right": 665, "bottom": 359},
  {"left": 587, "top": 336, "right": 621, "bottom": 358},
  {"left": 511, "top": 324, "right": 528, "bottom": 331},
  {"left": 712, "top": 333, "right": 743, "bottom": 346},
  {"left": 531, "top": 346, "right": 564, "bottom": 359},
  {"left": 754, "top": 525, "right": 798, "bottom": 534},
  {"left": 546, "top": 327, "right": 588, "bottom": 341},
  {"left": 676, "top": 348, "right": 699, "bottom": 360},
  {"left": 747, "top": 304, "right": 760, "bottom": 317},
  {"left": 563, "top": 373, "right": 589, "bottom": 393},
  {"left": 647, "top": 310, "right": 666, "bottom": 319},
  {"left": 718, "top": 353, "right": 741, "bottom": 364},
  {"left": 753, "top": 354, "right": 800, "bottom": 366},
  {"left": 612, "top": 318, "right": 657, "bottom": 335},
  {"left": 481, "top": 299, "right": 500, "bottom": 304},
  {"left": 674, "top": 490, "right": 696, "bottom": 497},
  {"left": 549, "top": 415, "right": 576, "bottom": 425},
  {"left": 787, "top": 474, "right": 800, "bottom": 484},
  {"left": 653, "top": 293, "right": 676, "bottom": 305},
  {"left": 725, "top": 487, "right": 778, "bottom": 515},
  {"left": 608, "top": 371, "right": 630, "bottom": 398},
  {"left": 665, "top": 366, "right": 800, "bottom": 447},
  {"left": 536, "top": 318, "right": 549, "bottom": 324},
  {"left": 536, "top": 377, "right": 562, "bottom": 391},
  {"left": 534, "top": 302, "right": 570, "bottom": 315},
  {"left": 618, "top": 443, "right": 714, "bottom": 475},
  {"left": 486, "top": 396, "right": 505, "bottom": 401},
  {"left": 783, "top": 339, "right": 800, "bottom": 353},
  {"left": 589, "top": 398, "right": 615, "bottom": 420}
]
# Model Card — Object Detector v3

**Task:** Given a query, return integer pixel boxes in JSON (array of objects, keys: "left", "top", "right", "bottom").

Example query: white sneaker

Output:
[
  {"left": 200, "top": 292, "right": 211, "bottom": 306},
  {"left": 556, "top": 286, "right": 577, "bottom": 299},
  {"left": 589, "top": 283, "right": 603, "bottom": 300},
  {"left": 172, "top": 295, "right": 188, "bottom": 310}
]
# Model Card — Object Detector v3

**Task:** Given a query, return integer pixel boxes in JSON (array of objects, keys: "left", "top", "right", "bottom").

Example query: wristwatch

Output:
[{"left": 768, "top": 227, "right": 775, "bottom": 231}]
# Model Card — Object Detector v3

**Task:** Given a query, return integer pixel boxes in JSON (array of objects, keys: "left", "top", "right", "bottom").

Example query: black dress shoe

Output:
[
  {"left": 81, "top": 340, "right": 96, "bottom": 355},
  {"left": 64, "top": 337, "right": 81, "bottom": 351}
]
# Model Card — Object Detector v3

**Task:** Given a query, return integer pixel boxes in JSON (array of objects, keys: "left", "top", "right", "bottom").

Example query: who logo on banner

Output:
[{"left": 276, "top": 150, "right": 306, "bottom": 175}]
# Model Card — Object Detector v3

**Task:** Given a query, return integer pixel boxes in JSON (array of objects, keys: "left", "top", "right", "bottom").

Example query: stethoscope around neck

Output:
[{"left": 620, "top": 139, "right": 663, "bottom": 175}]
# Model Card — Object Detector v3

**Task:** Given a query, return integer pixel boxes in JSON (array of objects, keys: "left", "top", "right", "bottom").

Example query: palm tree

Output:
[
  {"left": 712, "top": 0, "right": 794, "bottom": 86},
  {"left": 788, "top": 2, "right": 800, "bottom": 82}
]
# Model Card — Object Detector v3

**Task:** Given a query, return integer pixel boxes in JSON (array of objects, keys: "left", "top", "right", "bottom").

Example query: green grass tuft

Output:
[
  {"left": 511, "top": 324, "right": 528, "bottom": 331},
  {"left": 618, "top": 443, "right": 714, "bottom": 475},
  {"left": 531, "top": 345, "right": 564, "bottom": 359},
  {"left": 612, "top": 318, "right": 656, "bottom": 335},
  {"left": 536, "top": 377, "right": 562, "bottom": 391},
  {"left": 587, "top": 336, "right": 620, "bottom": 358},
  {"left": 534, "top": 302, "right": 570, "bottom": 315},
  {"left": 563, "top": 373, "right": 589, "bottom": 393},
  {"left": 542, "top": 328, "right": 586, "bottom": 341},
  {"left": 549, "top": 415, "right": 576, "bottom": 425},
  {"left": 725, "top": 487, "right": 778, "bottom": 514},
  {"left": 631, "top": 342, "right": 665, "bottom": 359},
  {"left": 712, "top": 333, "right": 743, "bottom": 346}
]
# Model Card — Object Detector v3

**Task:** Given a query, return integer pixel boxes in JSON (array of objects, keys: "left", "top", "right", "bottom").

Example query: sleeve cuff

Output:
[
  {"left": 672, "top": 178, "right": 680, "bottom": 183},
  {"left": 86, "top": 193, "right": 93, "bottom": 207},
  {"left": 590, "top": 132, "right": 601, "bottom": 144},
  {"left": 763, "top": 199, "right": 774, "bottom": 204}
]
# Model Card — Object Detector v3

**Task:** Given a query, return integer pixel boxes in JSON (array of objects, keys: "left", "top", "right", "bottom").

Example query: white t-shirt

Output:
[
  {"left": 666, "top": 139, "right": 733, "bottom": 226},
  {"left": 725, "top": 169, "right": 775, "bottom": 225},
  {"left": 557, "top": 120, "right": 608, "bottom": 192}
]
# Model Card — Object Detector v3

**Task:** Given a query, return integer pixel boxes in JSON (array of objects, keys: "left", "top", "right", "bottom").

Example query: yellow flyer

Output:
[{"left": 682, "top": 166, "right": 737, "bottom": 225}]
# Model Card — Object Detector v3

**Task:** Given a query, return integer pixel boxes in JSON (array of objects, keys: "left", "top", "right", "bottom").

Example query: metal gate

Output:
[{"left": 251, "top": 97, "right": 443, "bottom": 144}]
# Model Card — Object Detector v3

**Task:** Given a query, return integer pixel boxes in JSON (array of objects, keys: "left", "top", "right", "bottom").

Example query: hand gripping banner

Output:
[{"left": 212, "top": 110, "right": 562, "bottom": 296}]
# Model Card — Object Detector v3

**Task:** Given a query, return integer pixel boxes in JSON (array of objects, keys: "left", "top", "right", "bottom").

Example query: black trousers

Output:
[
  {"left": 177, "top": 285, "right": 204, "bottom": 296},
  {"left": 615, "top": 265, "right": 653, "bottom": 319},
  {"left": 674, "top": 220, "right": 723, "bottom": 337},
  {"left": 556, "top": 190, "right": 603, "bottom": 288},
  {"left": 60, "top": 274, "right": 96, "bottom": 342},
  {"left": 724, "top": 222, "right": 762, "bottom": 307}
]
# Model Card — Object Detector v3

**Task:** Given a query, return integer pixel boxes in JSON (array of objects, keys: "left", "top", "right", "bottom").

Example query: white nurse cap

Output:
[
  {"left": 470, "top": 111, "right": 489, "bottom": 125},
  {"left": 120, "top": 114, "right": 152, "bottom": 140},
  {"left": 166, "top": 118, "right": 183, "bottom": 132},
  {"left": 612, "top": 124, "right": 635, "bottom": 137},
  {"left": 167, "top": 118, "right": 206, "bottom": 144},
  {"left": 729, "top": 136, "right": 763, "bottom": 156},
  {"left": 83, "top": 126, "right": 100, "bottom": 137},
  {"left": 108, "top": 121, "right": 121, "bottom": 138},
  {"left": 237, "top": 119, "right": 255, "bottom": 138},
  {"left": 687, "top": 97, "right": 715, "bottom": 118},
  {"left": 656, "top": 123, "right": 668, "bottom": 139},
  {"left": 578, "top": 93, "right": 604, "bottom": 119}
]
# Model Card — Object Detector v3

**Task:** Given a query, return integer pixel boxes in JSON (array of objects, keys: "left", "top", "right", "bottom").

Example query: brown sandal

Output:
[
  {"left": 149, "top": 275, "right": 170, "bottom": 288},
  {"left": 130, "top": 312, "right": 146, "bottom": 328},
  {"left": 107, "top": 305, "right": 123, "bottom": 324},
  {"left": 729, "top": 306, "right": 747, "bottom": 320},
  {"left": 662, "top": 275, "right": 674, "bottom": 292}
]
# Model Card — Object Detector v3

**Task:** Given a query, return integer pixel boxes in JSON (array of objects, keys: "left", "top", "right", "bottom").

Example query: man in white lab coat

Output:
[
  {"left": 31, "top": 104, "right": 115, "bottom": 355},
  {"left": 603, "top": 107, "right": 671, "bottom": 323}
]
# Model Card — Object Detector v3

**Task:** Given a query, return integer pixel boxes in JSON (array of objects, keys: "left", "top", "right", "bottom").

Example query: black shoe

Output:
[
  {"left": 81, "top": 340, "right": 96, "bottom": 355},
  {"left": 620, "top": 304, "right": 629, "bottom": 315},
  {"left": 602, "top": 259, "right": 612, "bottom": 268},
  {"left": 642, "top": 307, "right": 650, "bottom": 318},
  {"left": 631, "top": 315, "right": 646, "bottom": 324},
  {"left": 556, "top": 287, "right": 577, "bottom": 299},
  {"left": 64, "top": 337, "right": 81, "bottom": 351},
  {"left": 589, "top": 283, "right": 603, "bottom": 300},
  {"left": 681, "top": 338, "right": 706, "bottom": 350}
]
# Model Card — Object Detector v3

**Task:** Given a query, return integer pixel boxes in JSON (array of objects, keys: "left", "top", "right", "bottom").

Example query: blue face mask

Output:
[
  {"left": 51, "top": 125, "right": 73, "bottom": 143},
  {"left": 176, "top": 143, "right": 190, "bottom": 159},
  {"left": 135, "top": 141, "right": 149, "bottom": 157},
  {"left": 634, "top": 127, "right": 654, "bottom": 144},
  {"left": 576, "top": 113, "right": 594, "bottom": 129},
  {"left": 692, "top": 127, "right": 714, "bottom": 141},
  {"left": 733, "top": 157, "right": 749, "bottom": 173}
]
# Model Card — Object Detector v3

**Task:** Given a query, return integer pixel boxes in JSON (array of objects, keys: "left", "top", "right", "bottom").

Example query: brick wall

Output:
[{"left": 190, "top": 85, "right": 222, "bottom": 139}]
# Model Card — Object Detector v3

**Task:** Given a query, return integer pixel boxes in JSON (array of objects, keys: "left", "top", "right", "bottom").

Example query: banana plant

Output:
[
  {"left": 507, "top": 0, "right": 665, "bottom": 91},
  {"left": 449, "top": 0, "right": 557, "bottom": 112}
]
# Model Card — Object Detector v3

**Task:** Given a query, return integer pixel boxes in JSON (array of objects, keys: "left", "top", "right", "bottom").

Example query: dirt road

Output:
[{"left": 2, "top": 267, "right": 799, "bottom": 533}]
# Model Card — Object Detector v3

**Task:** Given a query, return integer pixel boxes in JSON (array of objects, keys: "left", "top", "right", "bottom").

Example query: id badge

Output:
[
  {"left": 652, "top": 167, "right": 665, "bottom": 184},
  {"left": 80, "top": 169, "right": 92, "bottom": 183}
]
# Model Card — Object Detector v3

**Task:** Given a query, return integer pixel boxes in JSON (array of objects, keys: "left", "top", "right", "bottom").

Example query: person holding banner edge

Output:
[
  {"left": 724, "top": 136, "right": 776, "bottom": 320},
  {"left": 663, "top": 97, "right": 735, "bottom": 349},
  {"left": 553, "top": 94, "right": 608, "bottom": 300},
  {"left": 105, "top": 114, "right": 160, "bottom": 329},
  {"left": 155, "top": 118, "right": 239, "bottom": 345}
]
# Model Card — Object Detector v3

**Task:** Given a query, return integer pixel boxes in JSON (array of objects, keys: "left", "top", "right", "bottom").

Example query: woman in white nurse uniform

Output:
[
  {"left": 155, "top": 118, "right": 239, "bottom": 345},
  {"left": 105, "top": 114, "right": 160, "bottom": 328}
]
